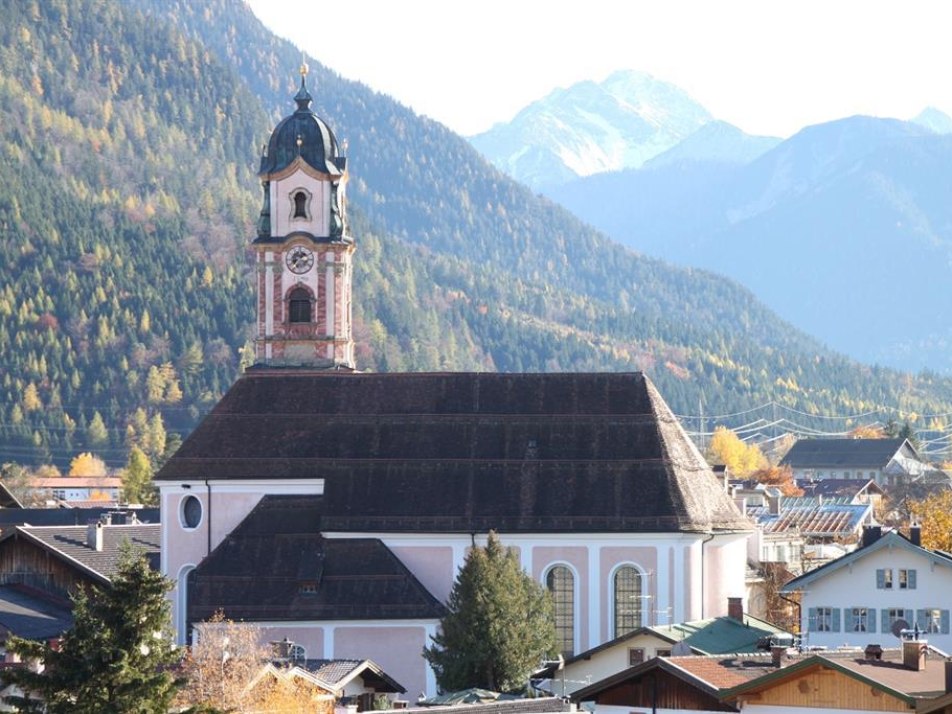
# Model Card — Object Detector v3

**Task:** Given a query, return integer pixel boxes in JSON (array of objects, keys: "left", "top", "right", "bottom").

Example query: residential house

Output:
[
  {"left": 572, "top": 644, "right": 952, "bottom": 713},
  {"left": 797, "top": 478, "right": 885, "bottom": 510},
  {"left": 0, "top": 512, "right": 160, "bottom": 666},
  {"left": 782, "top": 527, "right": 952, "bottom": 651},
  {"left": 539, "top": 599, "right": 790, "bottom": 697},
  {"left": 780, "top": 438, "right": 930, "bottom": 487},
  {"left": 720, "top": 643, "right": 952, "bottom": 713},
  {"left": 247, "top": 657, "right": 406, "bottom": 712},
  {"left": 27, "top": 477, "right": 123, "bottom": 507}
]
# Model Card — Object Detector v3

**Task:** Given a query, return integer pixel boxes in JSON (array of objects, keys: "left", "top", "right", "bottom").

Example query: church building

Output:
[{"left": 156, "top": 70, "right": 752, "bottom": 697}]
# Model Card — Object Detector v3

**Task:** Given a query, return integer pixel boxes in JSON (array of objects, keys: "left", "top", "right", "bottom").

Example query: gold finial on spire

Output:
[{"left": 300, "top": 53, "right": 308, "bottom": 77}]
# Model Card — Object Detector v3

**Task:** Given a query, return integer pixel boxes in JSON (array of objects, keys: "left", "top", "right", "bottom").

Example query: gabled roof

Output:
[
  {"left": 0, "top": 523, "right": 161, "bottom": 585},
  {"left": 0, "top": 508, "right": 159, "bottom": 533},
  {"left": 570, "top": 653, "right": 765, "bottom": 704},
  {"left": 798, "top": 478, "right": 884, "bottom": 500},
  {"left": 552, "top": 614, "right": 787, "bottom": 669},
  {"left": 650, "top": 614, "right": 788, "bottom": 655},
  {"left": 779, "top": 438, "right": 911, "bottom": 469},
  {"left": 719, "top": 649, "right": 949, "bottom": 705},
  {"left": 750, "top": 501, "right": 872, "bottom": 537},
  {"left": 295, "top": 659, "right": 405, "bottom": 694},
  {"left": 782, "top": 530, "right": 952, "bottom": 592},
  {"left": 158, "top": 371, "right": 750, "bottom": 534},
  {"left": 0, "top": 585, "right": 73, "bottom": 642},
  {"left": 187, "top": 495, "right": 446, "bottom": 623}
]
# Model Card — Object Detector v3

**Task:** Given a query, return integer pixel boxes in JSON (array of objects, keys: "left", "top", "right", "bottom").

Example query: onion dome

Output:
[{"left": 259, "top": 71, "right": 346, "bottom": 176}]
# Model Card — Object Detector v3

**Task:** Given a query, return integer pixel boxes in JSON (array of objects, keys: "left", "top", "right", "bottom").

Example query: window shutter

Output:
[
  {"left": 881, "top": 610, "right": 890, "bottom": 633},
  {"left": 808, "top": 607, "right": 817, "bottom": 631},
  {"left": 876, "top": 569, "right": 885, "bottom": 588},
  {"left": 832, "top": 608, "right": 841, "bottom": 633},
  {"left": 917, "top": 609, "right": 927, "bottom": 630},
  {"left": 868, "top": 608, "right": 876, "bottom": 633},
  {"left": 943, "top": 610, "right": 950, "bottom": 635},
  {"left": 908, "top": 570, "right": 917, "bottom": 589},
  {"left": 905, "top": 609, "right": 914, "bottom": 627}
]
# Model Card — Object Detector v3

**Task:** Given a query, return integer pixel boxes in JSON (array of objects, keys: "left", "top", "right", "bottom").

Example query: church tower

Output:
[{"left": 253, "top": 66, "right": 354, "bottom": 369}]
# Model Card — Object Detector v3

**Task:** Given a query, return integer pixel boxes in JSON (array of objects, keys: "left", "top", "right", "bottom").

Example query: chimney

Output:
[
  {"left": 86, "top": 520, "right": 104, "bottom": 552},
  {"left": 910, "top": 524, "right": 922, "bottom": 547},
  {"left": 771, "top": 645, "right": 786, "bottom": 668},
  {"left": 862, "top": 525, "right": 882, "bottom": 548},
  {"left": 945, "top": 660, "right": 952, "bottom": 693},
  {"left": 903, "top": 640, "right": 926, "bottom": 671},
  {"left": 727, "top": 597, "right": 744, "bottom": 621},
  {"left": 271, "top": 637, "right": 293, "bottom": 660}
]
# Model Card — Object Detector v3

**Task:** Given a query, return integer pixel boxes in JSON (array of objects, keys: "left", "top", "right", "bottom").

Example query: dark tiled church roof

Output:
[
  {"left": 159, "top": 371, "right": 750, "bottom": 534},
  {"left": 187, "top": 495, "right": 445, "bottom": 623}
]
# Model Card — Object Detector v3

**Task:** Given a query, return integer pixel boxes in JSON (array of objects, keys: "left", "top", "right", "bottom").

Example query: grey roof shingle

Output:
[
  {"left": 9, "top": 523, "right": 161, "bottom": 583},
  {"left": 780, "top": 438, "right": 908, "bottom": 469},
  {"left": 158, "top": 372, "right": 750, "bottom": 534},
  {"left": 0, "top": 585, "right": 73, "bottom": 641},
  {"left": 187, "top": 495, "right": 446, "bottom": 623}
]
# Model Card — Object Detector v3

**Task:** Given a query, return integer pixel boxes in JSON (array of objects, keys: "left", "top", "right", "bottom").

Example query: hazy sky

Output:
[{"left": 245, "top": 0, "right": 952, "bottom": 138}]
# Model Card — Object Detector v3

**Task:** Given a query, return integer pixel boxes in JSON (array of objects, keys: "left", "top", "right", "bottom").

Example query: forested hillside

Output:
[{"left": 2, "top": 0, "right": 952, "bottom": 469}]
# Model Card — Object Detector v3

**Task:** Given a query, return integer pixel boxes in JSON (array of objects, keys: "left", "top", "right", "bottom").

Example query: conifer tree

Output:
[
  {"left": 3, "top": 547, "right": 181, "bottom": 713},
  {"left": 423, "top": 531, "right": 556, "bottom": 693}
]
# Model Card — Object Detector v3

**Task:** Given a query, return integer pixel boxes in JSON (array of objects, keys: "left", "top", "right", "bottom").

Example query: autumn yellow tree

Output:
[
  {"left": 708, "top": 426, "right": 767, "bottom": 477},
  {"left": 849, "top": 424, "right": 886, "bottom": 439},
  {"left": 909, "top": 491, "right": 952, "bottom": 552},
  {"left": 750, "top": 464, "right": 803, "bottom": 497},
  {"left": 68, "top": 452, "right": 107, "bottom": 477}
]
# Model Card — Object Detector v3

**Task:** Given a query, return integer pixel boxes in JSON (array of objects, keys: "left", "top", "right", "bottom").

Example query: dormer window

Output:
[
  {"left": 288, "top": 288, "right": 312, "bottom": 323},
  {"left": 293, "top": 191, "right": 307, "bottom": 218}
]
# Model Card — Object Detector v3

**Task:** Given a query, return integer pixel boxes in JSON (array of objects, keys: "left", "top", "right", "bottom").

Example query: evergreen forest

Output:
[{"left": 2, "top": 0, "right": 952, "bottom": 469}]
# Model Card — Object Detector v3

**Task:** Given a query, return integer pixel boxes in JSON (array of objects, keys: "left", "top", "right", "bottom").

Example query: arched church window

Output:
[
  {"left": 613, "top": 565, "right": 643, "bottom": 637},
  {"left": 288, "top": 287, "right": 312, "bottom": 323},
  {"left": 546, "top": 565, "right": 575, "bottom": 656},
  {"left": 293, "top": 191, "right": 307, "bottom": 218}
]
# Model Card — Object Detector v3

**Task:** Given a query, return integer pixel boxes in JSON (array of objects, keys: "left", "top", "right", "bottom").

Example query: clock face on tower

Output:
[{"left": 285, "top": 246, "right": 314, "bottom": 274}]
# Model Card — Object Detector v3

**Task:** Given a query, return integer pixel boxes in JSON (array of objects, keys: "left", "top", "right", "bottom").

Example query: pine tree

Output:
[
  {"left": 2, "top": 546, "right": 181, "bottom": 713},
  {"left": 423, "top": 531, "right": 556, "bottom": 693}
]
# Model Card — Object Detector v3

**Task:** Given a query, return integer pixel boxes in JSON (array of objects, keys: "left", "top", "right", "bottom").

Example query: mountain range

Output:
[
  {"left": 544, "top": 113, "right": 952, "bottom": 374},
  {"left": 3, "top": 0, "right": 952, "bottom": 468},
  {"left": 469, "top": 71, "right": 717, "bottom": 190}
]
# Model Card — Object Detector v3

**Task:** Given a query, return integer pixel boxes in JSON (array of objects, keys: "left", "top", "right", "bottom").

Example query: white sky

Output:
[{"left": 245, "top": 0, "right": 952, "bottom": 138}]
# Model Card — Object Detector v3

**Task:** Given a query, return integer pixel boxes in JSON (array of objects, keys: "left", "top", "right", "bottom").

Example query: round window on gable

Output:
[{"left": 181, "top": 495, "right": 202, "bottom": 529}]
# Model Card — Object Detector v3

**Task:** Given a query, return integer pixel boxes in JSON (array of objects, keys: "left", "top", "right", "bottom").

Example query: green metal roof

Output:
[{"left": 651, "top": 614, "right": 787, "bottom": 655}]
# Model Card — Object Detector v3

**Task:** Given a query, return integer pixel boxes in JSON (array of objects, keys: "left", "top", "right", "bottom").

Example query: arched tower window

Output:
[
  {"left": 614, "top": 565, "right": 643, "bottom": 638},
  {"left": 288, "top": 287, "right": 312, "bottom": 323},
  {"left": 293, "top": 190, "right": 308, "bottom": 218},
  {"left": 546, "top": 565, "right": 575, "bottom": 656}
]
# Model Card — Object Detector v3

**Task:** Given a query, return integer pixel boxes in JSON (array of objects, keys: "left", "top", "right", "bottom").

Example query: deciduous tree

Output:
[
  {"left": 423, "top": 531, "right": 556, "bottom": 693},
  {"left": 909, "top": 491, "right": 952, "bottom": 552},
  {"left": 708, "top": 426, "right": 767, "bottom": 477},
  {"left": 68, "top": 451, "right": 107, "bottom": 477},
  {"left": 175, "top": 613, "right": 323, "bottom": 713},
  {"left": 122, "top": 446, "right": 154, "bottom": 505}
]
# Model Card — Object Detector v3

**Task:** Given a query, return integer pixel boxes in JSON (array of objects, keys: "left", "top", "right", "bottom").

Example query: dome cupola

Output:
[{"left": 259, "top": 69, "right": 346, "bottom": 177}]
